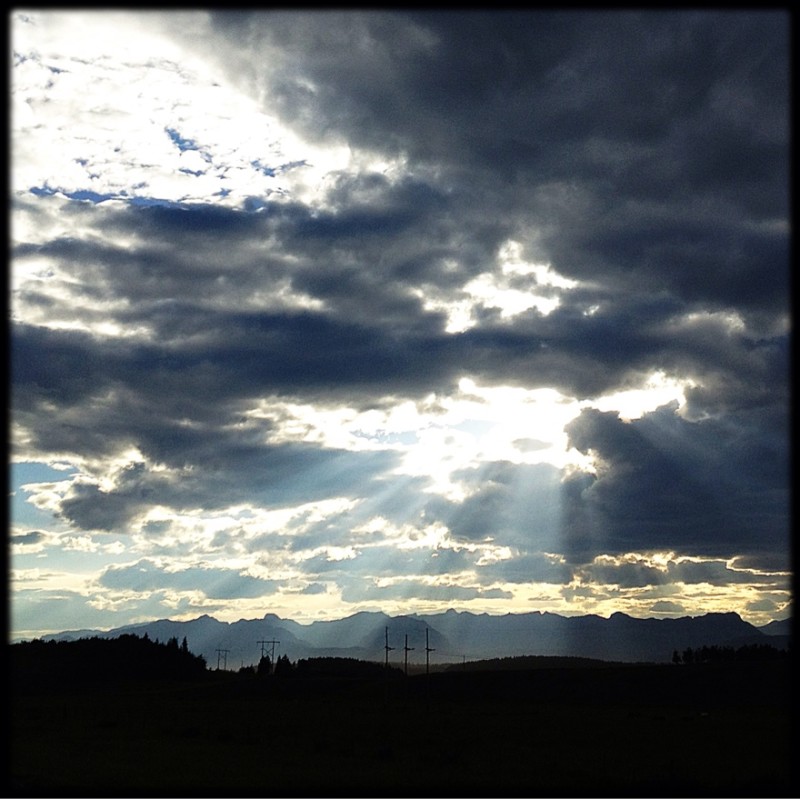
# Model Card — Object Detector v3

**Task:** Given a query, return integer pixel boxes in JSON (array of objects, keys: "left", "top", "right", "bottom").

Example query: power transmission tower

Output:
[
  {"left": 215, "top": 648, "right": 230, "bottom": 670},
  {"left": 384, "top": 626, "right": 394, "bottom": 668},
  {"left": 403, "top": 633, "right": 414, "bottom": 676},
  {"left": 257, "top": 639, "right": 280, "bottom": 673}
]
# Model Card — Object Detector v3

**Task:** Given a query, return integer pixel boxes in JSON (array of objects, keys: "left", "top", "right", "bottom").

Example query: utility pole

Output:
[
  {"left": 403, "top": 633, "right": 414, "bottom": 676},
  {"left": 425, "top": 628, "right": 435, "bottom": 675},
  {"left": 424, "top": 628, "right": 436, "bottom": 708},
  {"left": 384, "top": 626, "right": 394, "bottom": 668},
  {"left": 215, "top": 648, "right": 230, "bottom": 671}
]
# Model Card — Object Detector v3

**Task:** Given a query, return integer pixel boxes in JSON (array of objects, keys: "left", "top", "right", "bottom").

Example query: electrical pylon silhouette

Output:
[{"left": 257, "top": 639, "right": 280, "bottom": 672}]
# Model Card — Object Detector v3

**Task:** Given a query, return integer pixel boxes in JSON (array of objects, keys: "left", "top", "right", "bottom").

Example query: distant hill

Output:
[
  {"left": 758, "top": 617, "right": 792, "bottom": 636},
  {"left": 32, "top": 609, "right": 790, "bottom": 667},
  {"left": 444, "top": 654, "right": 624, "bottom": 671}
]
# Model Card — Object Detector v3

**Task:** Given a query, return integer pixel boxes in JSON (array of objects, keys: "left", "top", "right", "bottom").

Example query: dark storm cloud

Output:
[
  {"left": 664, "top": 559, "right": 787, "bottom": 589},
  {"left": 477, "top": 553, "right": 574, "bottom": 586},
  {"left": 340, "top": 580, "right": 512, "bottom": 604},
  {"left": 11, "top": 531, "right": 47, "bottom": 547},
  {"left": 298, "top": 544, "right": 473, "bottom": 581},
  {"left": 561, "top": 404, "right": 789, "bottom": 564},
  {"left": 13, "top": 318, "right": 405, "bottom": 530},
  {"left": 13, "top": 199, "right": 292, "bottom": 323},
  {"left": 54, "top": 441, "right": 399, "bottom": 532},
  {"left": 203, "top": 10, "right": 788, "bottom": 294},
  {"left": 18, "top": 238, "right": 781, "bottom": 428},
  {"left": 14, "top": 169, "right": 787, "bottom": 409},
  {"left": 575, "top": 557, "right": 781, "bottom": 591},
  {"left": 99, "top": 559, "right": 279, "bottom": 600},
  {"left": 11, "top": 302, "right": 450, "bottom": 416},
  {"left": 649, "top": 600, "right": 684, "bottom": 614},
  {"left": 14, "top": 179, "right": 497, "bottom": 337},
  {"left": 540, "top": 208, "right": 789, "bottom": 316},
  {"left": 421, "top": 461, "right": 563, "bottom": 547},
  {"left": 12, "top": 10, "right": 789, "bottom": 589},
  {"left": 731, "top": 553, "right": 791, "bottom": 573},
  {"left": 745, "top": 598, "right": 782, "bottom": 614}
]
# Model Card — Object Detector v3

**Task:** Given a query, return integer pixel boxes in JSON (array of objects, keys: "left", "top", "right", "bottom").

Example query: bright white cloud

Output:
[
  {"left": 589, "top": 370, "right": 696, "bottom": 421},
  {"left": 12, "top": 10, "right": 352, "bottom": 210},
  {"left": 414, "top": 240, "right": 579, "bottom": 333}
]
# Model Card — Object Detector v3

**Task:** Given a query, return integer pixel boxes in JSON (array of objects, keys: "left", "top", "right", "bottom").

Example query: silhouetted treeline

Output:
[
  {"left": 671, "top": 641, "right": 789, "bottom": 665},
  {"left": 445, "top": 654, "right": 627, "bottom": 672},
  {"left": 241, "top": 655, "right": 401, "bottom": 679},
  {"left": 11, "top": 633, "right": 207, "bottom": 689},
  {"left": 293, "top": 656, "right": 399, "bottom": 678}
]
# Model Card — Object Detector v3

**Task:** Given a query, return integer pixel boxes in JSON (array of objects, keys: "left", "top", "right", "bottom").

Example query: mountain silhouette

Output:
[{"left": 32, "top": 609, "right": 788, "bottom": 667}]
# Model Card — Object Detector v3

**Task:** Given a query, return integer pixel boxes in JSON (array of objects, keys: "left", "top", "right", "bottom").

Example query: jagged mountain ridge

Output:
[{"left": 35, "top": 609, "right": 789, "bottom": 668}]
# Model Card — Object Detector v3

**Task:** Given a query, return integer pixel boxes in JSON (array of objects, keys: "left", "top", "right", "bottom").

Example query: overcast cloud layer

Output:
[{"left": 10, "top": 10, "right": 790, "bottom": 639}]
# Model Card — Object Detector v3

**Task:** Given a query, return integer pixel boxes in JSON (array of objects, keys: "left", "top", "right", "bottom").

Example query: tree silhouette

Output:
[
  {"left": 673, "top": 642, "right": 786, "bottom": 664},
  {"left": 257, "top": 655, "right": 272, "bottom": 676},
  {"left": 274, "top": 654, "right": 293, "bottom": 676}
]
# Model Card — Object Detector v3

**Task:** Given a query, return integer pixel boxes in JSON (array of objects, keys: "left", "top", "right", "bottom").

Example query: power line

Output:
[{"left": 215, "top": 648, "right": 230, "bottom": 671}]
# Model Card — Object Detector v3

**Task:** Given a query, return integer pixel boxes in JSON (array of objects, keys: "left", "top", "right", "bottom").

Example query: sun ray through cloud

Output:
[{"left": 10, "top": 9, "right": 790, "bottom": 642}]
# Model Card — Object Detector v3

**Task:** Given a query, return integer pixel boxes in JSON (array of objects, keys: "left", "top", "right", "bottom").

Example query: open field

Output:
[{"left": 10, "top": 659, "right": 793, "bottom": 796}]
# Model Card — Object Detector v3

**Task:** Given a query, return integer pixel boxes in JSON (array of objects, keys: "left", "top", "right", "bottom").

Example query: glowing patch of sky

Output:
[
  {"left": 12, "top": 11, "right": 353, "bottom": 212},
  {"left": 413, "top": 240, "right": 579, "bottom": 334},
  {"left": 590, "top": 371, "right": 696, "bottom": 421},
  {"left": 248, "top": 371, "right": 689, "bottom": 501}
]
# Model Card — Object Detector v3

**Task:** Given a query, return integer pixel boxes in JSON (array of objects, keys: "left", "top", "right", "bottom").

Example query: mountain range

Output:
[{"left": 32, "top": 610, "right": 791, "bottom": 668}]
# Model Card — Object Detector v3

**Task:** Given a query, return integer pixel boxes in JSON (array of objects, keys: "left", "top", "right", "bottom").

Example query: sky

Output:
[{"left": 9, "top": 9, "right": 791, "bottom": 640}]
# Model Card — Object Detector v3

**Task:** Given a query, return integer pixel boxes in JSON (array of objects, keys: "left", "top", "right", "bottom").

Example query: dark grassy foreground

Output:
[{"left": 10, "top": 658, "right": 794, "bottom": 797}]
